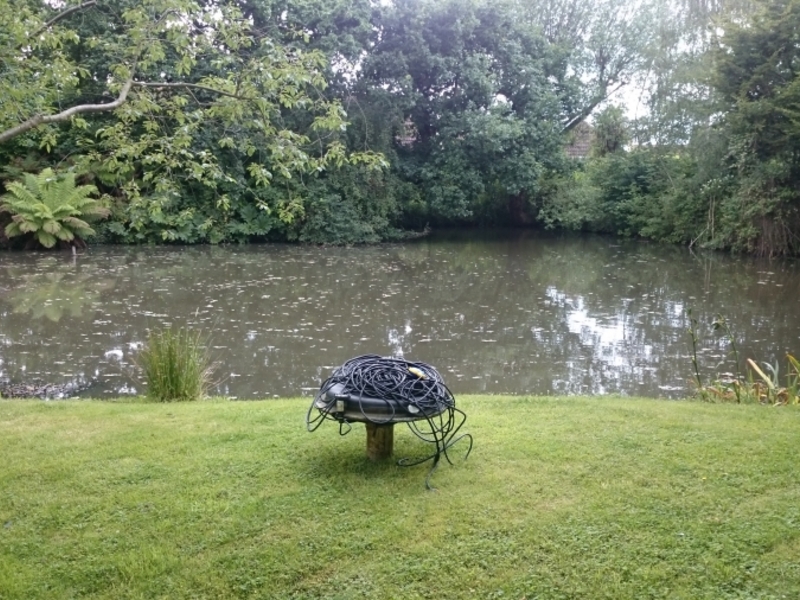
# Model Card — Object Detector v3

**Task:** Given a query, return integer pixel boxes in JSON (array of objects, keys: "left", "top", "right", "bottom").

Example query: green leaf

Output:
[
  {"left": 42, "top": 220, "right": 61, "bottom": 235},
  {"left": 36, "top": 230, "right": 57, "bottom": 248},
  {"left": 0, "top": 167, "right": 106, "bottom": 248}
]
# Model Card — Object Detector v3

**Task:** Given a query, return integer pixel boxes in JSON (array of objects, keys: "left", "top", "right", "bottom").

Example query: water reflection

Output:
[
  {"left": 5, "top": 266, "right": 114, "bottom": 322},
  {"left": 0, "top": 232, "right": 798, "bottom": 399}
]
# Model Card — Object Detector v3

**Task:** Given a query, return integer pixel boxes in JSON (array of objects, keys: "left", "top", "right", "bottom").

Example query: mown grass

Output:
[{"left": 0, "top": 396, "right": 798, "bottom": 599}]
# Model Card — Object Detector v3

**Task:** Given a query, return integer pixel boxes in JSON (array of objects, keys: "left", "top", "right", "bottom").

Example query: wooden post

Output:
[{"left": 365, "top": 422, "right": 394, "bottom": 461}]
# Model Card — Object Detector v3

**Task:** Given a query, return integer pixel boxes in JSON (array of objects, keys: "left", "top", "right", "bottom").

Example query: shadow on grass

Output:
[{"left": 297, "top": 424, "right": 470, "bottom": 492}]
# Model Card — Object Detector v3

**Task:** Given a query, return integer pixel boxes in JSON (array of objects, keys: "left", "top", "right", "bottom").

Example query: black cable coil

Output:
[{"left": 306, "top": 354, "right": 473, "bottom": 488}]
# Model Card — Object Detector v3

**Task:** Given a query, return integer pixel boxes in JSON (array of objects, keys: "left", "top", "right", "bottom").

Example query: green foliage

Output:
[
  {"left": 9, "top": 0, "right": 799, "bottom": 251},
  {"left": 362, "top": 0, "right": 570, "bottom": 226},
  {"left": 591, "top": 106, "right": 629, "bottom": 157},
  {"left": 688, "top": 311, "right": 800, "bottom": 404},
  {"left": 0, "top": 0, "right": 385, "bottom": 246},
  {"left": 539, "top": 166, "right": 604, "bottom": 231},
  {"left": 702, "top": 0, "right": 800, "bottom": 255},
  {"left": 537, "top": 0, "right": 799, "bottom": 255},
  {"left": 0, "top": 168, "right": 108, "bottom": 248},
  {"left": 611, "top": 0, "right": 800, "bottom": 256},
  {"left": 100, "top": 184, "right": 285, "bottom": 245},
  {"left": 295, "top": 166, "right": 405, "bottom": 244},
  {"left": 136, "top": 326, "right": 213, "bottom": 402},
  {"left": 543, "top": 148, "right": 676, "bottom": 236}
]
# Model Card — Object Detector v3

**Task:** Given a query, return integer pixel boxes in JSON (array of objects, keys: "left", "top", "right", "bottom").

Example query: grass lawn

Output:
[{"left": 0, "top": 396, "right": 798, "bottom": 599}]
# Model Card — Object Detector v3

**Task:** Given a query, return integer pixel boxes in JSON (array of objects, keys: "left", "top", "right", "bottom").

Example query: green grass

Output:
[
  {"left": 136, "top": 326, "right": 212, "bottom": 402},
  {"left": 1, "top": 396, "right": 798, "bottom": 599}
]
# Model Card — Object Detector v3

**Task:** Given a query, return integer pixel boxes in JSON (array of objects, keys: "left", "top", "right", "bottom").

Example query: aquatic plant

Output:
[
  {"left": 711, "top": 314, "right": 744, "bottom": 403},
  {"left": 687, "top": 309, "right": 705, "bottom": 393},
  {"left": 687, "top": 311, "right": 799, "bottom": 405},
  {"left": 136, "top": 326, "right": 213, "bottom": 402},
  {"left": 744, "top": 355, "right": 800, "bottom": 405},
  {"left": 0, "top": 168, "right": 109, "bottom": 249}
]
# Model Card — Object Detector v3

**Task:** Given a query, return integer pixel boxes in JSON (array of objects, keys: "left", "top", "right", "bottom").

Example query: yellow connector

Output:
[{"left": 408, "top": 366, "right": 427, "bottom": 379}]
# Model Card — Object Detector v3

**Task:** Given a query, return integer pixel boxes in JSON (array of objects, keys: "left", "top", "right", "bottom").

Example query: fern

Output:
[{"left": 0, "top": 168, "right": 109, "bottom": 248}]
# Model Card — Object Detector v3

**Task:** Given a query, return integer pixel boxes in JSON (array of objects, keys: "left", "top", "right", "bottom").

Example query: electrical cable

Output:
[{"left": 306, "top": 354, "right": 473, "bottom": 488}]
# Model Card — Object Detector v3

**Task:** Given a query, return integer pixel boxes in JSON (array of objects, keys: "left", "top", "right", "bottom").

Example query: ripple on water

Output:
[{"left": 0, "top": 235, "right": 799, "bottom": 398}]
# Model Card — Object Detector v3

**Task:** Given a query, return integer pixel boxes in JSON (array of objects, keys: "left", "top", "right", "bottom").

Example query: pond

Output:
[{"left": 1, "top": 231, "right": 799, "bottom": 399}]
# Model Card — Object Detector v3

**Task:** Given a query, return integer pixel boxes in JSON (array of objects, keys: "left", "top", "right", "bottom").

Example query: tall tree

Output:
[
  {"left": 633, "top": 0, "right": 757, "bottom": 144},
  {"left": 360, "top": 0, "right": 569, "bottom": 225},
  {"left": 501, "top": 0, "right": 658, "bottom": 133},
  {"left": 707, "top": 0, "right": 800, "bottom": 254},
  {"left": 0, "top": 0, "right": 383, "bottom": 242}
]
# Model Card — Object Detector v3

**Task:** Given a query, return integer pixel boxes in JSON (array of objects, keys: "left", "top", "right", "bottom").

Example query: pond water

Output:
[{"left": 1, "top": 231, "right": 799, "bottom": 399}]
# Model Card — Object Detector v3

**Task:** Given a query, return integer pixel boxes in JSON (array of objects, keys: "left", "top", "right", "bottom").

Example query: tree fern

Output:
[{"left": 0, "top": 168, "right": 109, "bottom": 248}]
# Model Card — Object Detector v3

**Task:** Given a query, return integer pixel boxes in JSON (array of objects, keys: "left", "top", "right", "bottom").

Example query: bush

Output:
[
  {"left": 0, "top": 168, "right": 109, "bottom": 249},
  {"left": 295, "top": 166, "right": 404, "bottom": 244},
  {"left": 137, "top": 327, "right": 213, "bottom": 402}
]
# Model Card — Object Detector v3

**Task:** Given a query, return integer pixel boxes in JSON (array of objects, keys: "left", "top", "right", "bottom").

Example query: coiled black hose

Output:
[{"left": 306, "top": 355, "right": 473, "bottom": 488}]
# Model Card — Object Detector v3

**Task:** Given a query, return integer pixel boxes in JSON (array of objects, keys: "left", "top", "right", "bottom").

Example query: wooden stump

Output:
[{"left": 365, "top": 422, "right": 394, "bottom": 461}]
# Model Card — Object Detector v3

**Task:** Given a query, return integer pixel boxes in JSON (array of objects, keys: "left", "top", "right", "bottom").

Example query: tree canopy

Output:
[
  {"left": 1, "top": 0, "right": 799, "bottom": 254},
  {"left": 1, "top": 0, "right": 383, "bottom": 244}
]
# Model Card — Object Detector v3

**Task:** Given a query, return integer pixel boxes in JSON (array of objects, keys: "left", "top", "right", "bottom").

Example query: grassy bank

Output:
[{"left": 1, "top": 396, "right": 798, "bottom": 599}]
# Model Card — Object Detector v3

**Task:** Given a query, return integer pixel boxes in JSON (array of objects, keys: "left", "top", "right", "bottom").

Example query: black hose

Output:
[{"left": 306, "top": 355, "right": 473, "bottom": 488}]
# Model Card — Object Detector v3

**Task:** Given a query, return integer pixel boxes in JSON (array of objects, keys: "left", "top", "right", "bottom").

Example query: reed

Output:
[
  {"left": 688, "top": 311, "right": 799, "bottom": 405},
  {"left": 744, "top": 354, "right": 800, "bottom": 405},
  {"left": 136, "top": 326, "right": 213, "bottom": 402},
  {"left": 686, "top": 309, "right": 705, "bottom": 393}
]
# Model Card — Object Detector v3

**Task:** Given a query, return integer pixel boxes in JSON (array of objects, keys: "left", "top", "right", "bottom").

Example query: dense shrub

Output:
[{"left": 0, "top": 169, "right": 109, "bottom": 249}]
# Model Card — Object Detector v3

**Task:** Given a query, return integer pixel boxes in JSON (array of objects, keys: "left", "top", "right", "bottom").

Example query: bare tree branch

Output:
[
  {"left": 561, "top": 80, "right": 627, "bottom": 133},
  {"left": 30, "top": 0, "right": 98, "bottom": 39},
  {"left": 132, "top": 82, "right": 243, "bottom": 99},
  {"left": 0, "top": 77, "right": 254, "bottom": 144},
  {"left": 0, "top": 76, "right": 133, "bottom": 144}
]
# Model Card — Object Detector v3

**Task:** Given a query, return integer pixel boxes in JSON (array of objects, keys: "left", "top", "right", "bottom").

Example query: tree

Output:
[
  {"left": 503, "top": 0, "right": 659, "bottom": 133},
  {"left": 631, "top": 0, "right": 756, "bottom": 145},
  {"left": 591, "top": 105, "right": 629, "bottom": 156},
  {"left": 358, "top": 0, "right": 569, "bottom": 225},
  {"left": 0, "top": 0, "right": 384, "bottom": 242},
  {"left": 706, "top": 0, "right": 800, "bottom": 255}
]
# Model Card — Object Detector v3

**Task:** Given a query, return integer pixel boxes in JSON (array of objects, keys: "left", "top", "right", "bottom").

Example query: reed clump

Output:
[
  {"left": 136, "top": 326, "right": 213, "bottom": 402},
  {"left": 688, "top": 311, "right": 800, "bottom": 405}
]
